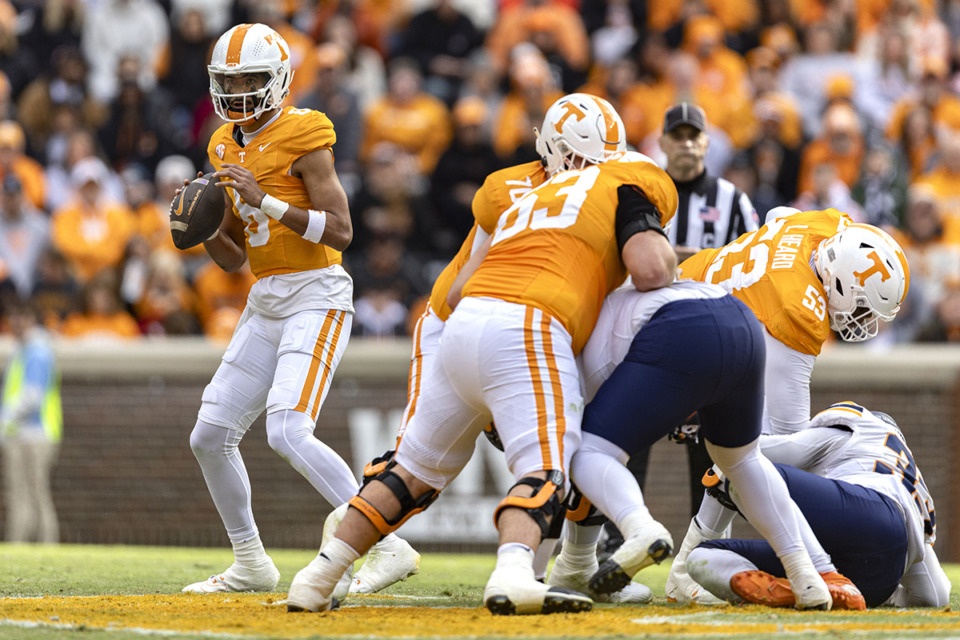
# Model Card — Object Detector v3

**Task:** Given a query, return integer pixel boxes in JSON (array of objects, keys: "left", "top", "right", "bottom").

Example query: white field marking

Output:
[
  {"left": 1, "top": 619, "right": 246, "bottom": 638},
  {"left": 630, "top": 611, "right": 960, "bottom": 632}
]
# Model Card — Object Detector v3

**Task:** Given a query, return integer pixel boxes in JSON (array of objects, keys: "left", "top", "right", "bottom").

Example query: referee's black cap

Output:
[{"left": 663, "top": 102, "right": 707, "bottom": 133}]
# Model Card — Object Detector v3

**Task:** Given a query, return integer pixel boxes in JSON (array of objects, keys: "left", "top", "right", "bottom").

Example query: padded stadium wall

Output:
[{"left": 0, "top": 338, "right": 956, "bottom": 561}]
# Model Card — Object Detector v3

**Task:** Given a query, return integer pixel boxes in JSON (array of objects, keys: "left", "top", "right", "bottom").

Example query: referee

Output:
[
  {"left": 661, "top": 102, "right": 759, "bottom": 261},
  {"left": 600, "top": 102, "right": 759, "bottom": 559}
]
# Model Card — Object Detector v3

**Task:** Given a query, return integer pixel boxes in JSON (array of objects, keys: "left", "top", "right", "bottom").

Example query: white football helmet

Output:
[
  {"left": 535, "top": 93, "right": 626, "bottom": 174},
  {"left": 814, "top": 223, "right": 910, "bottom": 342},
  {"left": 208, "top": 23, "right": 293, "bottom": 124}
]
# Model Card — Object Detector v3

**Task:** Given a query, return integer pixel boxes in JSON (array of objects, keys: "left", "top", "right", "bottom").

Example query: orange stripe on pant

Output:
[
  {"left": 295, "top": 310, "right": 339, "bottom": 417},
  {"left": 311, "top": 311, "right": 346, "bottom": 421},
  {"left": 524, "top": 307, "right": 551, "bottom": 468},
  {"left": 539, "top": 312, "right": 566, "bottom": 465},
  {"left": 398, "top": 308, "right": 429, "bottom": 444}
]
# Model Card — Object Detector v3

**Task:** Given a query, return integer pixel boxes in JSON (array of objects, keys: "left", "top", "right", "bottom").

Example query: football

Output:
[{"left": 169, "top": 173, "right": 225, "bottom": 250}]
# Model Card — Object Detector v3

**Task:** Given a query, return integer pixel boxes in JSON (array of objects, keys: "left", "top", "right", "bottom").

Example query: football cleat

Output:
[
  {"left": 350, "top": 535, "right": 420, "bottom": 594},
  {"left": 287, "top": 552, "right": 343, "bottom": 613},
  {"left": 731, "top": 570, "right": 862, "bottom": 610},
  {"left": 486, "top": 567, "right": 592, "bottom": 615},
  {"left": 548, "top": 547, "right": 653, "bottom": 604},
  {"left": 182, "top": 561, "right": 280, "bottom": 594},
  {"left": 590, "top": 521, "right": 673, "bottom": 595}
]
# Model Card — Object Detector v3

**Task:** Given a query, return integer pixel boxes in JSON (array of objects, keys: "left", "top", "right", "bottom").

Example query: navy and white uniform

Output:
[
  {"left": 579, "top": 279, "right": 765, "bottom": 453},
  {"left": 689, "top": 402, "right": 948, "bottom": 608}
]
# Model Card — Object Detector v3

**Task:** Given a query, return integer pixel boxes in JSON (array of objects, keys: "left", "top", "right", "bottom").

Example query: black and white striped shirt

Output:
[{"left": 666, "top": 171, "right": 759, "bottom": 249}]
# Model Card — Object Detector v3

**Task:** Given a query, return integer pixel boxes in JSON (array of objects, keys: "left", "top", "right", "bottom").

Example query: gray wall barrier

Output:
[{"left": 0, "top": 338, "right": 956, "bottom": 560}]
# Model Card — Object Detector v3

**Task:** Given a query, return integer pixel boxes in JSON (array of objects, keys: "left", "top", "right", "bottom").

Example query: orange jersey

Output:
[
  {"left": 207, "top": 106, "right": 343, "bottom": 279},
  {"left": 679, "top": 209, "right": 852, "bottom": 356},
  {"left": 463, "top": 156, "right": 678, "bottom": 354},
  {"left": 428, "top": 161, "right": 549, "bottom": 321}
]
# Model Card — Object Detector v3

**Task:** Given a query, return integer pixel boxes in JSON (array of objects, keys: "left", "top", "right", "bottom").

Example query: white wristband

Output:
[
  {"left": 206, "top": 228, "right": 219, "bottom": 242},
  {"left": 259, "top": 193, "right": 289, "bottom": 220},
  {"left": 303, "top": 209, "right": 327, "bottom": 244}
]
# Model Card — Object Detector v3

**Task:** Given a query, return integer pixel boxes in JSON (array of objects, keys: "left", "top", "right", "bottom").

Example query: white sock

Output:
[
  {"left": 496, "top": 542, "right": 533, "bottom": 567},
  {"left": 533, "top": 537, "right": 558, "bottom": 580},
  {"left": 233, "top": 536, "right": 270, "bottom": 567},
  {"left": 695, "top": 493, "right": 737, "bottom": 537},
  {"left": 567, "top": 522, "right": 602, "bottom": 546},
  {"left": 323, "top": 537, "right": 362, "bottom": 574}
]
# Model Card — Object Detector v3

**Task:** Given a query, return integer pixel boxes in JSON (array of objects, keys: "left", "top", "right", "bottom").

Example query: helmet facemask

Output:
[
  {"left": 815, "top": 224, "right": 909, "bottom": 343},
  {"left": 207, "top": 23, "right": 293, "bottom": 125}
]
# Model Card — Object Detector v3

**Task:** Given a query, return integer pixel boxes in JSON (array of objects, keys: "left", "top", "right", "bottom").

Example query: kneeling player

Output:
[{"left": 681, "top": 402, "right": 949, "bottom": 608}]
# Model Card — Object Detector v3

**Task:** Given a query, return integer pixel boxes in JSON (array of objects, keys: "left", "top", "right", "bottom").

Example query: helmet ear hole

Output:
[{"left": 834, "top": 278, "right": 843, "bottom": 296}]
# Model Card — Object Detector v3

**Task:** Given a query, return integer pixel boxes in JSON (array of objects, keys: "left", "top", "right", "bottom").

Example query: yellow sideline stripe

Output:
[{"left": 2, "top": 595, "right": 960, "bottom": 639}]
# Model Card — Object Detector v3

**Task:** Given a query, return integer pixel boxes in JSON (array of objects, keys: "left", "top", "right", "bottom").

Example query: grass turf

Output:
[{"left": 1, "top": 544, "right": 959, "bottom": 640}]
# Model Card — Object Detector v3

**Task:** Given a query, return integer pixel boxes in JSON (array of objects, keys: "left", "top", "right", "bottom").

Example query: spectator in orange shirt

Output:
[
  {"left": 192, "top": 258, "right": 255, "bottom": 339},
  {"left": 485, "top": 0, "right": 590, "bottom": 83},
  {"left": 0, "top": 121, "right": 46, "bottom": 212},
  {"left": 59, "top": 271, "right": 140, "bottom": 340},
  {"left": 798, "top": 102, "right": 864, "bottom": 195},
  {"left": 360, "top": 57, "right": 452, "bottom": 176},
  {"left": 50, "top": 157, "right": 137, "bottom": 283},
  {"left": 681, "top": 14, "right": 754, "bottom": 148}
]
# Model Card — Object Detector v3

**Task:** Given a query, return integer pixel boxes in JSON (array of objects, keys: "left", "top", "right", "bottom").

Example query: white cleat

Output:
[
  {"left": 182, "top": 561, "right": 281, "bottom": 594},
  {"left": 486, "top": 564, "right": 592, "bottom": 615},
  {"left": 287, "top": 552, "right": 343, "bottom": 613},
  {"left": 590, "top": 520, "right": 673, "bottom": 595},
  {"left": 548, "top": 548, "right": 652, "bottom": 604},
  {"left": 349, "top": 536, "right": 420, "bottom": 594}
]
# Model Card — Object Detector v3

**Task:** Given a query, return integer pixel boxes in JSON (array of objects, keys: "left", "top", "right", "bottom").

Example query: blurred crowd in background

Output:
[{"left": 1, "top": 0, "right": 960, "bottom": 344}]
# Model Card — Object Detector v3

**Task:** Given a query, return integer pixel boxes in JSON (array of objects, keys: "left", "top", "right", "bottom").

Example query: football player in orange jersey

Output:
[
  {"left": 665, "top": 208, "right": 911, "bottom": 604},
  {"left": 181, "top": 23, "right": 418, "bottom": 596},
  {"left": 287, "top": 94, "right": 680, "bottom": 615},
  {"left": 317, "top": 106, "right": 652, "bottom": 604}
]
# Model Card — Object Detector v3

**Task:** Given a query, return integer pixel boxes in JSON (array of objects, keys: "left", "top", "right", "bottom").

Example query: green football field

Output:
[{"left": 1, "top": 543, "right": 959, "bottom": 640}]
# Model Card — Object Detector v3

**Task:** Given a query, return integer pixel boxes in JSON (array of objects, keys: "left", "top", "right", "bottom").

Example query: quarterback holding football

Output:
[{"left": 178, "top": 23, "right": 418, "bottom": 597}]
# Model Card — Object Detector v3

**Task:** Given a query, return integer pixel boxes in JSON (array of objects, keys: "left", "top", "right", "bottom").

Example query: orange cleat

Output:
[{"left": 730, "top": 570, "right": 866, "bottom": 611}]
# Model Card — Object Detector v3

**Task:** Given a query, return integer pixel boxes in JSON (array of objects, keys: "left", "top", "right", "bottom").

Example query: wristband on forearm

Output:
[
  {"left": 259, "top": 193, "right": 289, "bottom": 220},
  {"left": 303, "top": 209, "right": 327, "bottom": 244}
]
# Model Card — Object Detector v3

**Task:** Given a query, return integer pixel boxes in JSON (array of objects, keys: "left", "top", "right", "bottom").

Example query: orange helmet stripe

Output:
[
  {"left": 591, "top": 97, "right": 621, "bottom": 151},
  {"left": 226, "top": 24, "right": 253, "bottom": 66}
]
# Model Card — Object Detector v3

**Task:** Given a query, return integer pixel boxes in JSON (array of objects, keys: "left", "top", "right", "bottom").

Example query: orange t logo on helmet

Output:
[
  {"left": 554, "top": 102, "right": 586, "bottom": 134},
  {"left": 854, "top": 250, "right": 892, "bottom": 286}
]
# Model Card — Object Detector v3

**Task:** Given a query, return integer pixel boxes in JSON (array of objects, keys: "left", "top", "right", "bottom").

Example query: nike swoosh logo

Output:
[{"left": 259, "top": 142, "right": 273, "bottom": 152}]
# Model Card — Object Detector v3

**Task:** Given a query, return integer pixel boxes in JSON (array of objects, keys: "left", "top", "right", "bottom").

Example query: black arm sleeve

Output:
[{"left": 615, "top": 184, "right": 667, "bottom": 251}]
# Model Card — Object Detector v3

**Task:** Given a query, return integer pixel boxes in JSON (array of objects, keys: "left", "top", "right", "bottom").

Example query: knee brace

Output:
[
  {"left": 349, "top": 460, "right": 440, "bottom": 536},
  {"left": 361, "top": 449, "right": 396, "bottom": 487},
  {"left": 564, "top": 484, "right": 608, "bottom": 527},
  {"left": 493, "top": 470, "right": 565, "bottom": 539}
]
